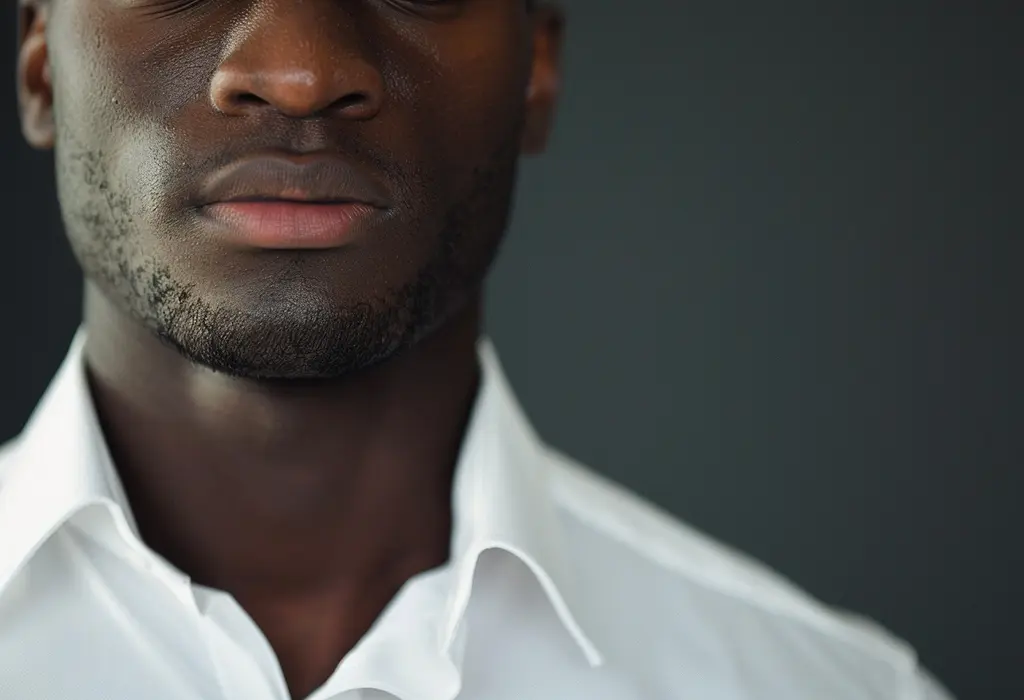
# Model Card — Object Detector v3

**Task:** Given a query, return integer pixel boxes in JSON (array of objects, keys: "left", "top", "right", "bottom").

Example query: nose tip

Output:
[{"left": 210, "top": 61, "right": 383, "bottom": 120}]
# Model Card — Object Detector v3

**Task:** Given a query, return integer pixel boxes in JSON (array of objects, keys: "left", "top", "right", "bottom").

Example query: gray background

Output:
[{"left": 2, "top": 2, "right": 1020, "bottom": 699}]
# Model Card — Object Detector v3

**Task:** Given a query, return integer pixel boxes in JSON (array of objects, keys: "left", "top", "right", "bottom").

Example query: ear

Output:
[
  {"left": 18, "top": 0, "right": 55, "bottom": 150},
  {"left": 520, "top": 5, "right": 564, "bottom": 155}
]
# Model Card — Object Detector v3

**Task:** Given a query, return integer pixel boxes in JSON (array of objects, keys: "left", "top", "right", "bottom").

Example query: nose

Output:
[{"left": 210, "top": 2, "right": 383, "bottom": 120}]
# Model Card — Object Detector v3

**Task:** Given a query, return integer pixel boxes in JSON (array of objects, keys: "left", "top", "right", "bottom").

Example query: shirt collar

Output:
[
  {"left": 444, "top": 338, "right": 602, "bottom": 666},
  {"left": 0, "top": 328, "right": 134, "bottom": 593},
  {"left": 0, "top": 327, "right": 603, "bottom": 673}
]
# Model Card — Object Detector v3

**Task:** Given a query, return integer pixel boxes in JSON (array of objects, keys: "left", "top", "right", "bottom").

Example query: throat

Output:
[
  {"left": 235, "top": 551, "right": 449, "bottom": 700},
  {"left": 122, "top": 452, "right": 456, "bottom": 700}
]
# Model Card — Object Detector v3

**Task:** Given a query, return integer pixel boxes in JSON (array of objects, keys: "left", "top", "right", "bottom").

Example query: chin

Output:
[
  {"left": 155, "top": 308, "right": 395, "bottom": 381},
  {"left": 147, "top": 271, "right": 451, "bottom": 380}
]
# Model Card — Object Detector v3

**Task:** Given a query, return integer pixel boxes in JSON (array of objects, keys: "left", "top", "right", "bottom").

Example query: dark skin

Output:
[{"left": 16, "top": 0, "right": 563, "bottom": 695}]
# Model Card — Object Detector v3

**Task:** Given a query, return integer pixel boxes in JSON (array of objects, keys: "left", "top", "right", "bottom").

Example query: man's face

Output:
[{"left": 17, "top": 0, "right": 562, "bottom": 378}]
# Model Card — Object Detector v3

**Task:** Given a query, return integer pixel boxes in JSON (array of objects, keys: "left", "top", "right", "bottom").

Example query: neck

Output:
[{"left": 81, "top": 283, "right": 483, "bottom": 697}]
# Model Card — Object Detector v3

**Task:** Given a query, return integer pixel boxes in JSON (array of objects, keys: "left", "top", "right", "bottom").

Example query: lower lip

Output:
[{"left": 202, "top": 201, "right": 379, "bottom": 249}]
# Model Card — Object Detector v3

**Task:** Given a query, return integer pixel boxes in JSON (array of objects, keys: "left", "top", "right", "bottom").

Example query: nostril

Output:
[
  {"left": 236, "top": 92, "right": 268, "bottom": 107},
  {"left": 332, "top": 92, "right": 369, "bottom": 111},
  {"left": 327, "top": 91, "right": 379, "bottom": 120}
]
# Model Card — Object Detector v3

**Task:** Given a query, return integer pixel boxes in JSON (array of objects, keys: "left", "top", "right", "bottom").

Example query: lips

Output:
[{"left": 196, "top": 153, "right": 391, "bottom": 249}]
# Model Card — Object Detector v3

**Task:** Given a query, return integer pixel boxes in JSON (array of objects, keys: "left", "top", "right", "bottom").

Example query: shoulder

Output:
[
  {"left": 545, "top": 448, "right": 856, "bottom": 628},
  {"left": 542, "top": 448, "right": 951, "bottom": 700}
]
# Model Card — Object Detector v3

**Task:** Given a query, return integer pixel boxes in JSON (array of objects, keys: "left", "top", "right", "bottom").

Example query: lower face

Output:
[{"left": 48, "top": 0, "right": 535, "bottom": 379}]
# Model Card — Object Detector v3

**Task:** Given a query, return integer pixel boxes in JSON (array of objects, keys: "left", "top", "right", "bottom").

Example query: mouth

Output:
[
  {"left": 202, "top": 199, "right": 382, "bottom": 250},
  {"left": 196, "top": 154, "right": 391, "bottom": 250}
]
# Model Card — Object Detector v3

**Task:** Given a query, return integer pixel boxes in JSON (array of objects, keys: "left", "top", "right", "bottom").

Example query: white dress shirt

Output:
[{"left": 0, "top": 331, "right": 953, "bottom": 700}]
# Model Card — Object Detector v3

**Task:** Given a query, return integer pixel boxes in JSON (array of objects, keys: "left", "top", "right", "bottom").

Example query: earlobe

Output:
[
  {"left": 521, "top": 6, "right": 564, "bottom": 155},
  {"left": 18, "top": 3, "right": 56, "bottom": 150}
]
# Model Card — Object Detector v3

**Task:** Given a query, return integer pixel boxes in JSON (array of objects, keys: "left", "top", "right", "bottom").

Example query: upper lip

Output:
[{"left": 197, "top": 153, "right": 391, "bottom": 208}]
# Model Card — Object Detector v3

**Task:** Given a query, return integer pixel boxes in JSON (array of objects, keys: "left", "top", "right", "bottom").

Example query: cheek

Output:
[
  {"left": 48, "top": 2, "right": 210, "bottom": 175},
  {"left": 49, "top": 11, "right": 206, "bottom": 256},
  {"left": 397, "top": 34, "right": 530, "bottom": 204},
  {"left": 48, "top": 9, "right": 123, "bottom": 149},
  {"left": 49, "top": 0, "right": 215, "bottom": 117}
]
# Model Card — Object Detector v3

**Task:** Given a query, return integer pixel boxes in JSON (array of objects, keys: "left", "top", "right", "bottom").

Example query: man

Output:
[{"left": 3, "top": 0, "right": 953, "bottom": 696}]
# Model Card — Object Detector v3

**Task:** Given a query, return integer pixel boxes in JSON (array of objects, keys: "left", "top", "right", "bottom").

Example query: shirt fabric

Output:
[{"left": 0, "top": 330, "right": 953, "bottom": 700}]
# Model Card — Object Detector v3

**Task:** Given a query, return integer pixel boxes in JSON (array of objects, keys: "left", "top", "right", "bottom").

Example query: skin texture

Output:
[{"left": 16, "top": 0, "right": 563, "bottom": 696}]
